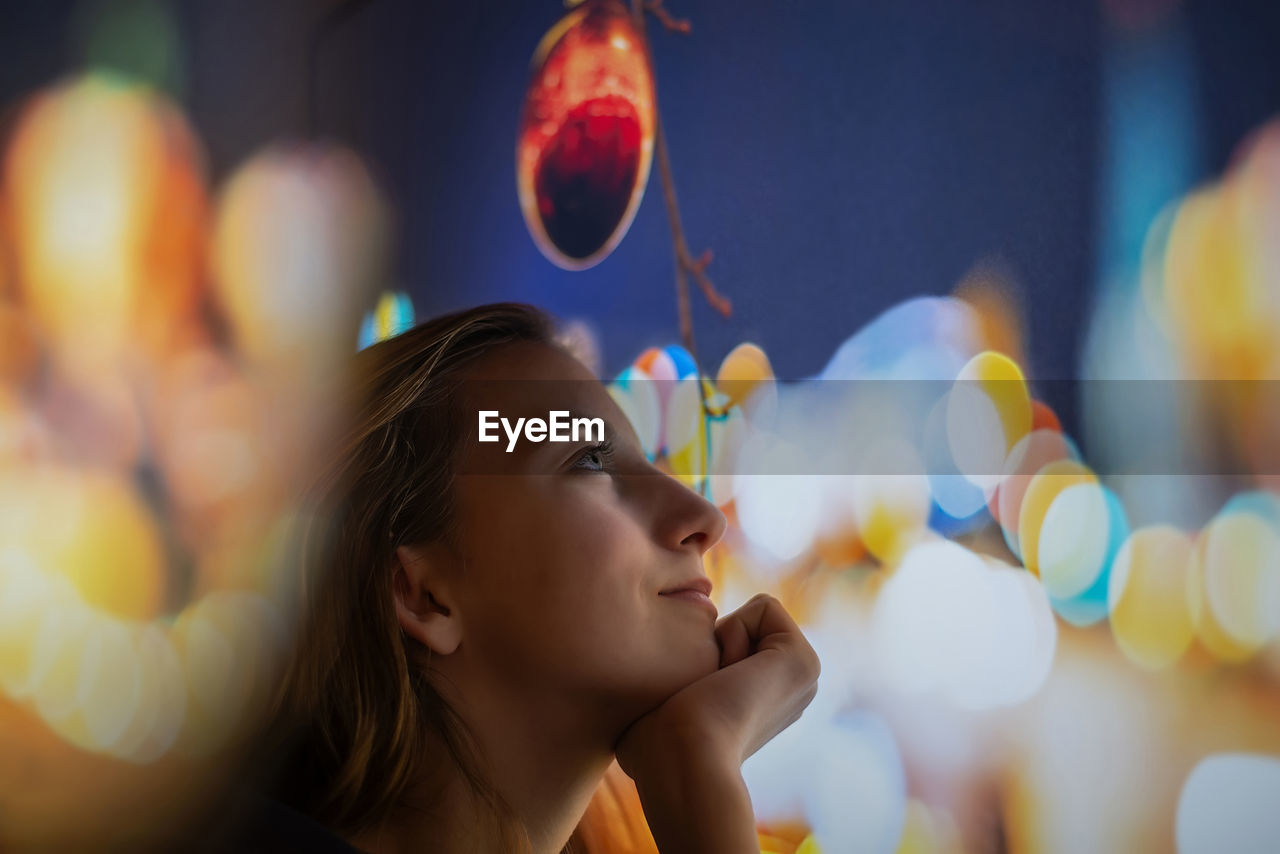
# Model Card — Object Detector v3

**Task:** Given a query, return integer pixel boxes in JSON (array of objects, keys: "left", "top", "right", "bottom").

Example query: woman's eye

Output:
[{"left": 572, "top": 442, "right": 614, "bottom": 473}]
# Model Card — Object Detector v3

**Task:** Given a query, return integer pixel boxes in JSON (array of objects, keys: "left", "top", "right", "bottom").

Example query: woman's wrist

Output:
[{"left": 631, "top": 745, "right": 758, "bottom": 854}]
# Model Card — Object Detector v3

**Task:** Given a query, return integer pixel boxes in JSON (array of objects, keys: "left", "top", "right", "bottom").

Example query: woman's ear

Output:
[{"left": 393, "top": 544, "right": 463, "bottom": 655}]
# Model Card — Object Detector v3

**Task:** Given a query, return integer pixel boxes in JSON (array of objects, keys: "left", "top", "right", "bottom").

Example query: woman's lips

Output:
[{"left": 659, "top": 588, "right": 718, "bottom": 618}]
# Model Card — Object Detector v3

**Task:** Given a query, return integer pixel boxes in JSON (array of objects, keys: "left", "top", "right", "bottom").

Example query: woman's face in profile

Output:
[{"left": 443, "top": 340, "right": 727, "bottom": 727}]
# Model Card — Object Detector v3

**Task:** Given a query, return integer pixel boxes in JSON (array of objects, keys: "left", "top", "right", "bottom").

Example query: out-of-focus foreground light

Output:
[
  {"left": 0, "top": 464, "right": 165, "bottom": 620},
  {"left": 213, "top": 141, "right": 390, "bottom": 383},
  {"left": 3, "top": 71, "right": 208, "bottom": 378}
]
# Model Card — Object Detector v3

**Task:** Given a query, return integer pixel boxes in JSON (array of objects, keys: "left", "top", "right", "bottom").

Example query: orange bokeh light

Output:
[{"left": 517, "top": 0, "right": 655, "bottom": 270}]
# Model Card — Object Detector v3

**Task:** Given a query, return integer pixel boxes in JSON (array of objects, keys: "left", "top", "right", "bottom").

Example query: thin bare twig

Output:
[
  {"left": 643, "top": 0, "right": 692, "bottom": 34},
  {"left": 627, "top": 0, "right": 732, "bottom": 359},
  {"left": 628, "top": 0, "right": 732, "bottom": 498}
]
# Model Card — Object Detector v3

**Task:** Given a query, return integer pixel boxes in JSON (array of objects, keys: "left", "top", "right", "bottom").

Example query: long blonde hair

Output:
[{"left": 264, "top": 302, "right": 557, "bottom": 850}]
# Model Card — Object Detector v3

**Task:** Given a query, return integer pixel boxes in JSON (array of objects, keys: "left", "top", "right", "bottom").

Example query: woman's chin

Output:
[{"left": 659, "top": 633, "right": 722, "bottom": 692}]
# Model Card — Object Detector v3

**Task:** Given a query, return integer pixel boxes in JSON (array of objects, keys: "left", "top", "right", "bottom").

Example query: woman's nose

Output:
[{"left": 649, "top": 470, "right": 728, "bottom": 556}]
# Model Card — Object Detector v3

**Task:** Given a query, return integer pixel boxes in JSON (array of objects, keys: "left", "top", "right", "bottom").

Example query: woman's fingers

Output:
[
  {"left": 710, "top": 593, "right": 822, "bottom": 761},
  {"left": 715, "top": 594, "right": 821, "bottom": 682},
  {"left": 714, "top": 607, "right": 753, "bottom": 668}
]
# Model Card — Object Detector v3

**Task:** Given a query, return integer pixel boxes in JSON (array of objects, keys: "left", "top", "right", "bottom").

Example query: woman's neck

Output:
[{"left": 347, "top": 671, "right": 621, "bottom": 854}]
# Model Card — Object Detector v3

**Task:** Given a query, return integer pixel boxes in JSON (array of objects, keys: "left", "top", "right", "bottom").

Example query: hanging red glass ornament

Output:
[{"left": 517, "top": 0, "right": 656, "bottom": 270}]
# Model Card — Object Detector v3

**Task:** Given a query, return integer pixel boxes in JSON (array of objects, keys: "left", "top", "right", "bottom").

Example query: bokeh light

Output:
[
  {"left": 3, "top": 72, "right": 208, "bottom": 379},
  {"left": 358, "top": 290, "right": 415, "bottom": 351},
  {"left": 1187, "top": 493, "right": 1280, "bottom": 660},
  {"left": 1017, "top": 459, "right": 1098, "bottom": 578},
  {"left": 1176, "top": 753, "right": 1280, "bottom": 854},
  {"left": 0, "top": 464, "right": 165, "bottom": 620},
  {"left": 805, "top": 712, "right": 907, "bottom": 854},
  {"left": 995, "top": 429, "right": 1079, "bottom": 555},
  {"left": 1038, "top": 483, "right": 1128, "bottom": 602},
  {"left": 1108, "top": 525, "right": 1196, "bottom": 669},
  {"left": 947, "top": 351, "right": 1032, "bottom": 491},
  {"left": 213, "top": 141, "right": 389, "bottom": 383},
  {"left": 607, "top": 365, "right": 661, "bottom": 459},
  {"left": 3, "top": 8, "right": 1280, "bottom": 850},
  {"left": 872, "top": 541, "right": 1056, "bottom": 709}
]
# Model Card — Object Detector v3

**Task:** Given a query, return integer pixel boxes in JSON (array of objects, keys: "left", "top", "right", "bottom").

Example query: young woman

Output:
[{"left": 242, "top": 302, "right": 820, "bottom": 853}]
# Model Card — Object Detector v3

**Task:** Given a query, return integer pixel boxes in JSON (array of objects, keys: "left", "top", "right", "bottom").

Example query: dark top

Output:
[{"left": 195, "top": 790, "right": 365, "bottom": 854}]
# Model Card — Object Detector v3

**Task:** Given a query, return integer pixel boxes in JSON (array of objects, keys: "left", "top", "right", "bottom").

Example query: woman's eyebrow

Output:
[
  {"left": 527, "top": 411, "right": 640, "bottom": 457},
  {"left": 566, "top": 408, "right": 643, "bottom": 452}
]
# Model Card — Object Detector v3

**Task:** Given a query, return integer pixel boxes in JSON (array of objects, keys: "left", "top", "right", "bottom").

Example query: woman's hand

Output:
[{"left": 614, "top": 593, "right": 821, "bottom": 853}]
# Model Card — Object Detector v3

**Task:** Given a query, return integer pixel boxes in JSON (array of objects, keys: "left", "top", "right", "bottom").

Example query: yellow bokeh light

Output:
[
  {"left": 1038, "top": 482, "right": 1113, "bottom": 600},
  {"left": 120, "top": 621, "right": 186, "bottom": 764},
  {"left": 1017, "top": 459, "right": 1097, "bottom": 578},
  {"left": 995, "top": 429, "right": 1077, "bottom": 555},
  {"left": 0, "top": 548, "right": 76, "bottom": 699},
  {"left": 45, "top": 613, "right": 142, "bottom": 756},
  {"left": 1193, "top": 511, "right": 1280, "bottom": 651},
  {"left": 717, "top": 342, "right": 776, "bottom": 415},
  {"left": 0, "top": 465, "right": 166, "bottom": 620},
  {"left": 3, "top": 72, "right": 207, "bottom": 376},
  {"left": 1108, "top": 525, "right": 1195, "bottom": 670},
  {"left": 1164, "top": 183, "right": 1274, "bottom": 379},
  {"left": 1187, "top": 529, "right": 1259, "bottom": 663},
  {"left": 27, "top": 597, "right": 95, "bottom": 725},
  {"left": 959, "top": 350, "right": 1031, "bottom": 435},
  {"left": 212, "top": 143, "right": 389, "bottom": 380},
  {"left": 851, "top": 436, "right": 932, "bottom": 566}
]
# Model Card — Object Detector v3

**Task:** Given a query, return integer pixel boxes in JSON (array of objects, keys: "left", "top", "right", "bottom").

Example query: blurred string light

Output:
[
  {"left": 1175, "top": 753, "right": 1280, "bottom": 854},
  {"left": 1188, "top": 492, "right": 1280, "bottom": 660},
  {"left": 923, "top": 395, "right": 989, "bottom": 529},
  {"left": 357, "top": 290, "right": 416, "bottom": 351},
  {"left": 946, "top": 351, "right": 1032, "bottom": 493},
  {"left": 613, "top": 245, "right": 1279, "bottom": 674},
  {"left": 994, "top": 429, "right": 1081, "bottom": 557},
  {"left": 871, "top": 541, "right": 1056, "bottom": 710},
  {"left": 1042, "top": 484, "right": 1128, "bottom": 628},
  {"left": 806, "top": 712, "right": 907, "bottom": 854}
]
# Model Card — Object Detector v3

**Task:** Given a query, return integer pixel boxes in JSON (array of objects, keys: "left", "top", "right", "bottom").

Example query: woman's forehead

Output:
[
  {"left": 460, "top": 341, "right": 604, "bottom": 411},
  {"left": 453, "top": 340, "right": 639, "bottom": 464}
]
